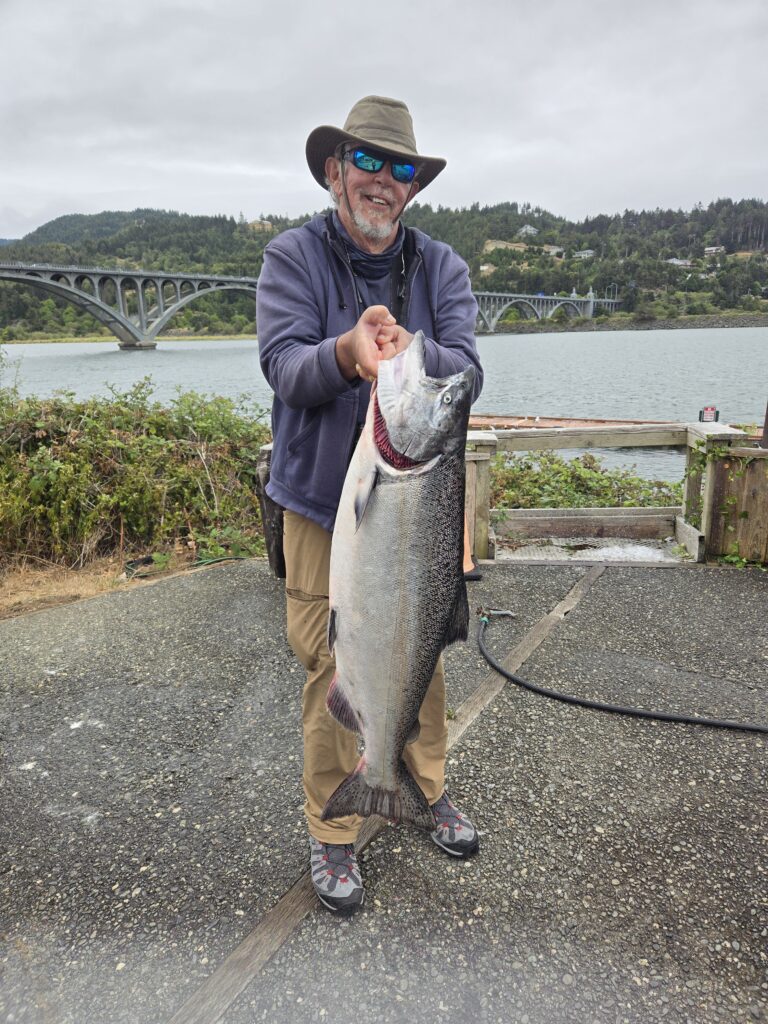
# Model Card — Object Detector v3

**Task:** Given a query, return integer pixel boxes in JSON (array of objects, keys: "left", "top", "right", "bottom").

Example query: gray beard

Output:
[
  {"left": 326, "top": 184, "right": 397, "bottom": 243},
  {"left": 351, "top": 208, "right": 395, "bottom": 243}
]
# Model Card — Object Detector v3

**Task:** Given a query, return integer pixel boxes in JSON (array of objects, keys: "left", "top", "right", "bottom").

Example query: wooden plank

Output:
[
  {"left": 686, "top": 423, "right": 747, "bottom": 443},
  {"left": 737, "top": 457, "right": 768, "bottom": 562},
  {"left": 466, "top": 429, "right": 498, "bottom": 447},
  {"left": 464, "top": 459, "right": 478, "bottom": 553},
  {"left": 703, "top": 457, "right": 731, "bottom": 557},
  {"left": 167, "top": 875, "right": 318, "bottom": 1024},
  {"left": 682, "top": 444, "right": 703, "bottom": 525},
  {"left": 474, "top": 453, "right": 492, "bottom": 559},
  {"left": 675, "top": 515, "right": 705, "bottom": 562},
  {"left": 727, "top": 447, "right": 768, "bottom": 459},
  {"left": 492, "top": 505, "right": 680, "bottom": 519},
  {"left": 494, "top": 425, "right": 687, "bottom": 452},
  {"left": 493, "top": 511, "right": 676, "bottom": 540}
]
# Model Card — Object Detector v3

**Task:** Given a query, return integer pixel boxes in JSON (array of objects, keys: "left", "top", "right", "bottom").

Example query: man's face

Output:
[{"left": 325, "top": 149, "right": 420, "bottom": 252}]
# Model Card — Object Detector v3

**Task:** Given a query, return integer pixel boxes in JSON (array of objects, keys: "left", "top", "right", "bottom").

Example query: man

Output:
[{"left": 257, "top": 96, "right": 483, "bottom": 913}]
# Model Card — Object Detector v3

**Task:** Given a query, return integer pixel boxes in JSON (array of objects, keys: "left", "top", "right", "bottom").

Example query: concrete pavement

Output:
[{"left": 1, "top": 560, "right": 766, "bottom": 1024}]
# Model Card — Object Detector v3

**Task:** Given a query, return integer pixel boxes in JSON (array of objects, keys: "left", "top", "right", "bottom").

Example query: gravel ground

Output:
[{"left": 1, "top": 560, "right": 766, "bottom": 1024}]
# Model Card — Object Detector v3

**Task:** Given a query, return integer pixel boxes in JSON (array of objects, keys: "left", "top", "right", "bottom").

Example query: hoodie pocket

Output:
[{"left": 286, "top": 408, "right": 319, "bottom": 454}]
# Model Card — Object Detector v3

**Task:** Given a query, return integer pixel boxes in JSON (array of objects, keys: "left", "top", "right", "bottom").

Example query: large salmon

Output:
[{"left": 322, "top": 332, "right": 476, "bottom": 830}]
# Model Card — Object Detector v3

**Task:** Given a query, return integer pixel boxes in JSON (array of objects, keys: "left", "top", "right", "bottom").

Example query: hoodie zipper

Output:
[{"left": 324, "top": 231, "right": 363, "bottom": 317}]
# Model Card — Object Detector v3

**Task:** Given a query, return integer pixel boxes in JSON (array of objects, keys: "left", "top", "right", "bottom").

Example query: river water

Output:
[{"left": 3, "top": 327, "right": 766, "bottom": 480}]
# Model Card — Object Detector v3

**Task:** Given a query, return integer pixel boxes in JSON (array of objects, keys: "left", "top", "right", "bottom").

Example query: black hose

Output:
[{"left": 478, "top": 612, "right": 768, "bottom": 735}]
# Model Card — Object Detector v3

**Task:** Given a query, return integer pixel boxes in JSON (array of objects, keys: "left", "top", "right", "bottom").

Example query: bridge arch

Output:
[
  {"left": 492, "top": 298, "right": 540, "bottom": 329},
  {"left": 546, "top": 300, "right": 582, "bottom": 319},
  {"left": 0, "top": 267, "right": 258, "bottom": 348},
  {"left": 148, "top": 284, "right": 257, "bottom": 336}
]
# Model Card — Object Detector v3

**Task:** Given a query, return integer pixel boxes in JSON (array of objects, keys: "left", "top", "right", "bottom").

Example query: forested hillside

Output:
[{"left": 2, "top": 198, "right": 767, "bottom": 339}]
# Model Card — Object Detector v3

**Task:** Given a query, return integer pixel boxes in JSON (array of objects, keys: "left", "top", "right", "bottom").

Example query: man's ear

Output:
[
  {"left": 406, "top": 179, "right": 420, "bottom": 204},
  {"left": 325, "top": 156, "right": 341, "bottom": 197}
]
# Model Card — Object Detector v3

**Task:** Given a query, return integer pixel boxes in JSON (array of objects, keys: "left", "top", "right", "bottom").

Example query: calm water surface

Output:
[{"left": 3, "top": 327, "right": 766, "bottom": 479}]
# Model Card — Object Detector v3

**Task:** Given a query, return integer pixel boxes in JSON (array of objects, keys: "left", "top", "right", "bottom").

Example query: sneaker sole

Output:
[
  {"left": 430, "top": 832, "right": 480, "bottom": 858},
  {"left": 316, "top": 889, "right": 365, "bottom": 914}
]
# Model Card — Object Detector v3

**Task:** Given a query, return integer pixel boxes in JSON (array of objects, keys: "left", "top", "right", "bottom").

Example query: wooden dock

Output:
[{"left": 464, "top": 418, "right": 768, "bottom": 565}]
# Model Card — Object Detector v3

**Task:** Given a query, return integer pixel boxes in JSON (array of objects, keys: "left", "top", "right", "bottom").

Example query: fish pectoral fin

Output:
[
  {"left": 353, "top": 468, "right": 380, "bottom": 531},
  {"left": 441, "top": 583, "right": 470, "bottom": 648},
  {"left": 327, "top": 606, "right": 337, "bottom": 656},
  {"left": 326, "top": 673, "right": 361, "bottom": 733}
]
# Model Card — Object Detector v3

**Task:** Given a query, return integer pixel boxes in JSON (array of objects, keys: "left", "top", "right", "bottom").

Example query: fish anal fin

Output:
[
  {"left": 441, "top": 583, "right": 470, "bottom": 648},
  {"left": 354, "top": 468, "right": 379, "bottom": 531},
  {"left": 326, "top": 673, "right": 361, "bottom": 733}
]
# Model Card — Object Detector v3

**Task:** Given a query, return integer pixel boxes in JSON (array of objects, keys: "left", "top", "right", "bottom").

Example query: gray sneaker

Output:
[
  {"left": 430, "top": 791, "right": 480, "bottom": 857},
  {"left": 309, "top": 836, "right": 365, "bottom": 913}
]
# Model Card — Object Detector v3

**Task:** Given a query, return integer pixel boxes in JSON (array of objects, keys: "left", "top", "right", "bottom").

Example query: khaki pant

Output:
[{"left": 283, "top": 510, "right": 447, "bottom": 844}]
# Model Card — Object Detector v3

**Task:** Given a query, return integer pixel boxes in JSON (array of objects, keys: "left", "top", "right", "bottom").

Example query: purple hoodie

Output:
[{"left": 257, "top": 212, "right": 483, "bottom": 531}]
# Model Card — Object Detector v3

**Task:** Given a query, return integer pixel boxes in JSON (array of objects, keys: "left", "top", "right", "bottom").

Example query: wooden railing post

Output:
[
  {"left": 679, "top": 423, "right": 749, "bottom": 561},
  {"left": 465, "top": 431, "right": 498, "bottom": 560}
]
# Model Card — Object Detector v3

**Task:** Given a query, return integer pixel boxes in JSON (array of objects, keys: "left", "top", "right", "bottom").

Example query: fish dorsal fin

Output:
[
  {"left": 441, "top": 583, "right": 470, "bottom": 649},
  {"left": 354, "top": 468, "right": 379, "bottom": 531},
  {"left": 327, "top": 606, "right": 337, "bottom": 656}
]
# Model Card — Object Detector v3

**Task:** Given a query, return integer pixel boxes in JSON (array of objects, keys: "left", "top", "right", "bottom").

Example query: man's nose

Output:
[{"left": 372, "top": 162, "right": 397, "bottom": 185}]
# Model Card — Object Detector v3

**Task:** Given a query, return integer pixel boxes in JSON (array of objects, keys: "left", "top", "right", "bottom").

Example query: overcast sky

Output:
[{"left": 1, "top": 0, "right": 766, "bottom": 238}]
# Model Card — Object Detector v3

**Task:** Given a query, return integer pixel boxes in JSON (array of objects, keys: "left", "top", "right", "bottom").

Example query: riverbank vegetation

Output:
[
  {"left": 491, "top": 451, "right": 682, "bottom": 509},
  {"left": 0, "top": 379, "right": 270, "bottom": 569},
  {"left": 0, "top": 379, "right": 682, "bottom": 574},
  {"left": 2, "top": 198, "right": 768, "bottom": 339}
]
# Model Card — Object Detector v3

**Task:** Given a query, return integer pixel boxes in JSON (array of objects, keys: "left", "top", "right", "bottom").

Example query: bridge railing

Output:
[
  {"left": 464, "top": 421, "right": 752, "bottom": 563},
  {"left": 0, "top": 262, "right": 258, "bottom": 283}
]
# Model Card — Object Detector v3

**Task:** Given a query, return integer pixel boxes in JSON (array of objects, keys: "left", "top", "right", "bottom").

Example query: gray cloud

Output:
[{"left": 1, "top": 0, "right": 766, "bottom": 236}]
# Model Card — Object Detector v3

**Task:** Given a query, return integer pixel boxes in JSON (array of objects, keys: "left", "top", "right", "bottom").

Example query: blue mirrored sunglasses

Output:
[{"left": 344, "top": 147, "right": 417, "bottom": 184}]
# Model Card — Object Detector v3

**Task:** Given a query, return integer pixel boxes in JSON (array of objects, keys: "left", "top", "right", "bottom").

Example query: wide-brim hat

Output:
[{"left": 306, "top": 95, "right": 446, "bottom": 192}]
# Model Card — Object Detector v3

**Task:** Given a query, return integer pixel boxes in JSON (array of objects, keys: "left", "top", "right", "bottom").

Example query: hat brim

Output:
[{"left": 306, "top": 125, "right": 446, "bottom": 193}]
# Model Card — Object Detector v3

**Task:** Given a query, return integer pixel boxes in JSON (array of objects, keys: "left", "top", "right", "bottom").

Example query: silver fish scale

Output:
[
  {"left": 324, "top": 331, "right": 475, "bottom": 828},
  {"left": 327, "top": 449, "right": 468, "bottom": 823}
]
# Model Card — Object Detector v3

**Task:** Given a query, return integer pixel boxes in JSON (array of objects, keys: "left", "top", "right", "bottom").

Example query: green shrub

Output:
[
  {"left": 490, "top": 451, "right": 682, "bottom": 509},
  {"left": 0, "top": 380, "right": 270, "bottom": 567}
]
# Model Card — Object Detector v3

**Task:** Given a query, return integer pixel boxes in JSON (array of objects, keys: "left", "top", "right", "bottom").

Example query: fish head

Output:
[{"left": 376, "top": 331, "right": 476, "bottom": 463}]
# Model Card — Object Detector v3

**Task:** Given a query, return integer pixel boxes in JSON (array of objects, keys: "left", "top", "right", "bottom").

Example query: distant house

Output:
[
  {"left": 572, "top": 249, "right": 595, "bottom": 260},
  {"left": 483, "top": 238, "right": 563, "bottom": 260},
  {"left": 516, "top": 224, "right": 539, "bottom": 238},
  {"left": 479, "top": 263, "right": 495, "bottom": 276},
  {"left": 704, "top": 245, "right": 725, "bottom": 255},
  {"left": 483, "top": 239, "right": 527, "bottom": 253},
  {"left": 249, "top": 219, "right": 273, "bottom": 232},
  {"left": 665, "top": 258, "right": 692, "bottom": 267}
]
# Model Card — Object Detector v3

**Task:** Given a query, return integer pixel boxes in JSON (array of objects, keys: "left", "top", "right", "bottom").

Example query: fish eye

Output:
[{"left": 442, "top": 393, "right": 453, "bottom": 405}]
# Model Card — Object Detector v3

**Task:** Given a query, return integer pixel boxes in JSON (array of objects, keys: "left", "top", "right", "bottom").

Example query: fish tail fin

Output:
[{"left": 321, "top": 759, "right": 435, "bottom": 830}]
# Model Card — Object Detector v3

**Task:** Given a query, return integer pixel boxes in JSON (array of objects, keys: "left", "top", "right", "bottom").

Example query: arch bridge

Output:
[
  {"left": 0, "top": 262, "right": 259, "bottom": 348},
  {"left": 0, "top": 263, "right": 621, "bottom": 346},
  {"left": 475, "top": 289, "right": 621, "bottom": 332}
]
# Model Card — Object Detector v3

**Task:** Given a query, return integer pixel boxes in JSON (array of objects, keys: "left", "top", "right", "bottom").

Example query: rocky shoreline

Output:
[{"left": 493, "top": 313, "right": 768, "bottom": 335}]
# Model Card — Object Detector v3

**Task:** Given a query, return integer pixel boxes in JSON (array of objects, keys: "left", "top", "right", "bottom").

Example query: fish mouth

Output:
[{"left": 373, "top": 393, "right": 421, "bottom": 468}]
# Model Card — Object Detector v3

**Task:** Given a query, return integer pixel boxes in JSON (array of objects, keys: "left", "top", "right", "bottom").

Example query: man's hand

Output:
[
  {"left": 335, "top": 306, "right": 413, "bottom": 382},
  {"left": 373, "top": 323, "right": 414, "bottom": 366}
]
